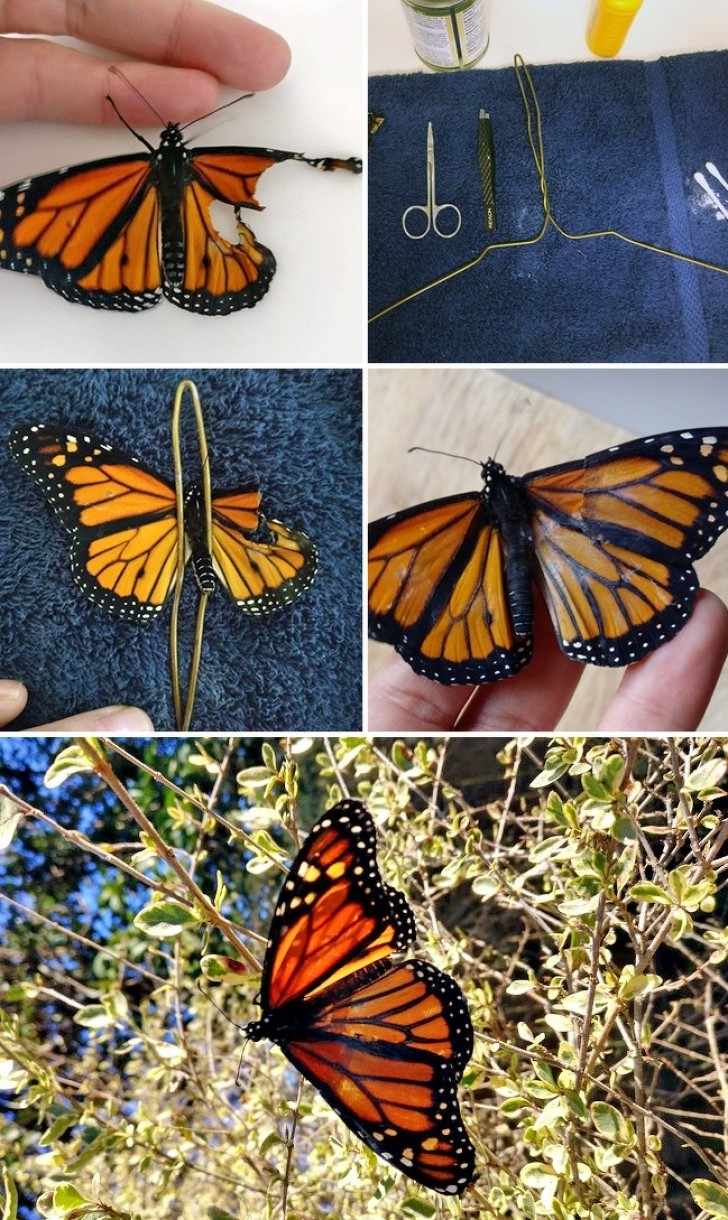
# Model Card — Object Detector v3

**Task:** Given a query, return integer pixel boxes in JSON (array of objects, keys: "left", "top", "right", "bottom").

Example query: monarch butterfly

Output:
[
  {"left": 244, "top": 799, "right": 476, "bottom": 1196},
  {"left": 9, "top": 423, "right": 316, "bottom": 622},
  {"left": 0, "top": 107, "right": 361, "bottom": 314},
  {"left": 368, "top": 427, "right": 728, "bottom": 684}
]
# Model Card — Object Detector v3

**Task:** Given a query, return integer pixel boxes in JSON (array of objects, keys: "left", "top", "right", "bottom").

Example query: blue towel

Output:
[
  {"left": 0, "top": 367, "right": 362, "bottom": 730},
  {"left": 369, "top": 51, "right": 728, "bottom": 362}
]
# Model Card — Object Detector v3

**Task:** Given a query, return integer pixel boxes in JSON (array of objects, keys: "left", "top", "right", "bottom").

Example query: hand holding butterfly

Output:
[
  {"left": 0, "top": 681, "right": 154, "bottom": 732},
  {"left": 369, "top": 591, "right": 728, "bottom": 732},
  {"left": 0, "top": 0, "right": 290, "bottom": 124}
]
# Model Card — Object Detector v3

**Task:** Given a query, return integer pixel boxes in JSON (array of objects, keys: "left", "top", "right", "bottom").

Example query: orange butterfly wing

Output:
[
  {"left": 524, "top": 429, "right": 728, "bottom": 665},
  {"left": 369, "top": 428, "right": 728, "bottom": 682},
  {"left": 11, "top": 423, "right": 317, "bottom": 621},
  {"left": 9, "top": 423, "right": 179, "bottom": 621},
  {"left": 0, "top": 130, "right": 360, "bottom": 313},
  {"left": 245, "top": 800, "right": 476, "bottom": 1195},
  {"left": 368, "top": 493, "right": 533, "bottom": 683},
  {"left": 1, "top": 156, "right": 163, "bottom": 310},
  {"left": 210, "top": 491, "right": 317, "bottom": 613}
]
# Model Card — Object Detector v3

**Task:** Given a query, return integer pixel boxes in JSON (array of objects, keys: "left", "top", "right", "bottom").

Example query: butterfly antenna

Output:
[
  {"left": 107, "top": 65, "right": 167, "bottom": 130},
  {"left": 179, "top": 92, "right": 255, "bottom": 132},
  {"left": 408, "top": 445, "right": 483, "bottom": 467},
  {"left": 492, "top": 396, "right": 530, "bottom": 461}
]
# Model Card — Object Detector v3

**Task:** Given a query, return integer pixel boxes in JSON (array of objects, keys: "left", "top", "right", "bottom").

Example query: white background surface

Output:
[
  {"left": 370, "top": 0, "right": 728, "bottom": 73},
  {"left": 0, "top": 0, "right": 364, "bottom": 366}
]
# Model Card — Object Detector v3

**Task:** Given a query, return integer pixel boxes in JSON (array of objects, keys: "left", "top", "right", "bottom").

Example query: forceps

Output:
[{"left": 402, "top": 122, "right": 462, "bottom": 240}]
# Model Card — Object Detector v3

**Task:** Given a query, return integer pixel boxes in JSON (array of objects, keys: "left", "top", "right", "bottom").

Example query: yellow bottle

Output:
[{"left": 587, "top": 0, "right": 645, "bottom": 58}]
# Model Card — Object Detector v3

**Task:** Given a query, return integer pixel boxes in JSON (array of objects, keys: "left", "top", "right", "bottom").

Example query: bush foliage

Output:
[{"left": 1, "top": 736, "right": 727, "bottom": 1220}]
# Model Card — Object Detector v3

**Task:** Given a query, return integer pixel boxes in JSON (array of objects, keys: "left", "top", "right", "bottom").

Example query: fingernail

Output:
[
  {"left": 0, "top": 680, "right": 25, "bottom": 703},
  {"left": 94, "top": 705, "right": 154, "bottom": 731}
]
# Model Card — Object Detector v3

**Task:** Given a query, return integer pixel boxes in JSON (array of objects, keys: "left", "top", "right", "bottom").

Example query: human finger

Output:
[
  {"left": 0, "top": 0, "right": 290, "bottom": 123},
  {"left": 598, "top": 590, "right": 728, "bottom": 731},
  {"left": 0, "top": 679, "right": 28, "bottom": 726},
  {"left": 368, "top": 599, "right": 583, "bottom": 731}
]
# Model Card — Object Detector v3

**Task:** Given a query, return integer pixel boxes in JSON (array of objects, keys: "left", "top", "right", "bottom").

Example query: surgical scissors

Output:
[{"left": 402, "top": 122, "right": 462, "bottom": 240}]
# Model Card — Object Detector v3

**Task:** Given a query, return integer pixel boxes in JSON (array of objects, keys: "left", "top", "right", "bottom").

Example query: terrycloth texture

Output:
[
  {"left": 369, "top": 51, "right": 728, "bottom": 363},
  {"left": 0, "top": 368, "right": 362, "bottom": 730}
]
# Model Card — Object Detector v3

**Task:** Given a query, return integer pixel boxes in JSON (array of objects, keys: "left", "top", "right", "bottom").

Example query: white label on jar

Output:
[{"left": 402, "top": 3, "right": 488, "bottom": 69}]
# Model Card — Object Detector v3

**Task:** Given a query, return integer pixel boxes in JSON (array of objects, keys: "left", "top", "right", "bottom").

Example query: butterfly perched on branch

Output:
[
  {"left": 9, "top": 423, "right": 316, "bottom": 622},
  {"left": 244, "top": 799, "right": 476, "bottom": 1195},
  {"left": 369, "top": 427, "right": 728, "bottom": 683}
]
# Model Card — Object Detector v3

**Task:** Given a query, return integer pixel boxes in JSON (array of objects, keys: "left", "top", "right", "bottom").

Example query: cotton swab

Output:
[{"left": 693, "top": 171, "right": 728, "bottom": 221}]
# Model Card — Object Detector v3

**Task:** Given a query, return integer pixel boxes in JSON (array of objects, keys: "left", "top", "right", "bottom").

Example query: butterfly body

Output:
[
  {"left": 244, "top": 800, "right": 476, "bottom": 1195},
  {"left": 0, "top": 120, "right": 361, "bottom": 314},
  {"left": 369, "top": 427, "right": 728, "bottom": 685},
  {"left": 9, "top": 423, "right": 316, "bottom": 622}
]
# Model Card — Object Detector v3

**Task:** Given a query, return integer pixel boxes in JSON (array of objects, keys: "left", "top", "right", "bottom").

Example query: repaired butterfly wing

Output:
[{"left": 368, "top": 427, "right": 728, "bottom": 683}]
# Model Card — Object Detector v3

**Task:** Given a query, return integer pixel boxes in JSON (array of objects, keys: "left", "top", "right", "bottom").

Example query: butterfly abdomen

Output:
[
  {"left": 183, "top": 481, "right": 216, "bottom": 594},
  {"left": 486, "top": 465, "right": 534, "bottom": 639},
  {"left": 155, "top": 128, "right": 188, "bottom": 287}
]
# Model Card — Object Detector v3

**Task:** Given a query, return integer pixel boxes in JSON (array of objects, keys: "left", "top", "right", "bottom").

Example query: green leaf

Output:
[
  {"left": 52, "top": 1185, "right": 87, "bottom": 1212},
  {"left": 73, "top": 1005, "right": 114, "bottom": 1030},
  {"left": 402, "top": 1198, "right": 436, "bottom": 1218},
  {"left": 2, "top": 1167, "right": 18, "bottom": 1220},
  {"left": 617, "top": 970, "right": 660, "bottom": 1000},
  {"left": 0, "top": 797, "right": 21, "bottom": 851},
  {"left": 259, "top": 1131, "right": 286, "bottom": 1157},
  {"left": 472, "top": 873, "right": 500, "bottom": 899},
  {"left": 506, "top": 979, "right": 534, "bottom": 996},
  {"left": 44, "top": 743, "right": 96, "bottom": 788},
  {"left": 690, "top": 1178, "right": 728, "bottom": 1217},
  {"left": 236, "top": 766, "right": 274, "bottom": 788},
  {"left": 40, "top": 1111, "right": 78, "bottom": 1146},
  {"left": 629, "top": 883, "right": 670, "bottom": 904},
  {"left": 683, "top": 759, "right": 727, "bottom": 793},
  {"left": 520, "top": 1163, "right": 557, "bottom": 1188},
  {"left": 260, "top": 742, "right": 278, "bottom": 773},
  {"left": 133, "top": 899, "right": 200, "bottom": 938},
  {"left": 591, "top": 1101, "right": 632, "bottom": 1143}
]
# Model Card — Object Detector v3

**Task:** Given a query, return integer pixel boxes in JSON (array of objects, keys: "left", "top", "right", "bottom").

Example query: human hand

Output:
[
  {"left": 0, "top": 681, "right": 154, "bottom": 732},
  {"left": 0, "top": 0, "right": 291, "bottom": 125},
  {"left": 368, "top": 590, "right": 728, "bottom": 731}
]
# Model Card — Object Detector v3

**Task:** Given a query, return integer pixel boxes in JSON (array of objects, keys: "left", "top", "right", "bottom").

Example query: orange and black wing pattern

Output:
[
  {"left": 369, "top": 428, "right": 728, "bottom": 684},
  {"left": 244, "top": 800, "right": 476, "bottom": 1195},
  {"left": 9, "top": 422, "right": 179, "bottom": 621},
  {"left": 10, "top": 422, "right": 317, "bottom": 622},
  {"left": 0, "top": 124, "right": 361, "bottom": 314},
  {"left": 523, "top": 427, "right": 728, "bottom": 667},
  {"left": 0, "top": 153, "right": 163, "bottom": 310},
  {"left": 368, "top": 492, "right": 533, "bottom": 683},
  {"left": 211, "top": 493, "right": 317, "bottom": 614}
]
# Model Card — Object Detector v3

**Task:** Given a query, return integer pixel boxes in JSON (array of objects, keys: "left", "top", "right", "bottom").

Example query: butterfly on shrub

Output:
[
  {"left": 9, "top": 423, "right": 316, "bottom": 622},
  {"left": 0, "top": 102, "right": 361, "bottom": 315},
  {"left": 368, "top": 427, "right": 728, "bottom": 684},
  {"left": 244, "top": 799, "right": 476, "bottom": 1195}
]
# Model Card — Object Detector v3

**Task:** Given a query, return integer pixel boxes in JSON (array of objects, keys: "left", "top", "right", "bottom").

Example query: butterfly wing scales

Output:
[
  {"left": 210, "top": 495, "right": 317, "bottom": 612},
  {"left": 9, "top": 423, "right": 179, "bottom": 621},
  {"left": 283, "top": 963, "right": 475, "bottom": 1195},
  {"left": 368, "top": 493, "right": 533, "bottom": 683},
  {"left": 248, "top": 801, "right": 476, "bottom": 1195},
  {"left": 524, "top": 428, "right": 728, "bottom": 665},
  {"left": 163, "top": 176, "right": 275, "bottom": 314},
  {"left": 0, "top": 156, "right": 162, "bottom": 310},
  {"left": 259, "top": 800, "right": 415, "bottom": 1012}
]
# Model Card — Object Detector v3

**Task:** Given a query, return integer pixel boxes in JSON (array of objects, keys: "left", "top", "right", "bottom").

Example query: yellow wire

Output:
[{"left": 368, "top": 54, "right": 728, "bottom": 326}]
